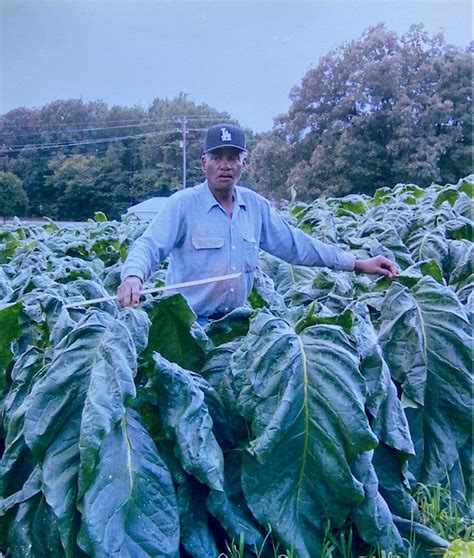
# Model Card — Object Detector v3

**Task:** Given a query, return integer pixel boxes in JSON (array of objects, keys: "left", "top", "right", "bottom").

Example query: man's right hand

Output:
[{"left": 117, "top": 276, "right": 143, "bottom": 308}]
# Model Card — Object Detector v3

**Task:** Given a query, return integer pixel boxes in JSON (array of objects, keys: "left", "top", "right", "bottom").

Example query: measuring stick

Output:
[{"left": 64, "top": 272, "right": 241, "bottom": 309}]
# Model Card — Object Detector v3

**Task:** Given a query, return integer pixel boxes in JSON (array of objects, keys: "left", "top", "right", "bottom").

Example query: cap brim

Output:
[{"left": 203, "top": 144, "right": 247, "bottom": 153}]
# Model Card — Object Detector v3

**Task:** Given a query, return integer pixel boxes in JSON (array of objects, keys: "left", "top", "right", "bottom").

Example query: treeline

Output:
[
  {"left": 0, "top": 24, "right": 472, "bottom": 221},
  {"left": 0, "top": 94, "right": 253, "bottom": 220}
]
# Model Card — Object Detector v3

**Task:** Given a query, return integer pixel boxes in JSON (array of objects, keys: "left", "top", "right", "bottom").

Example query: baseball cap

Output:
[{"left": 203, "top": 124, "right": 247, "bottom": 153}]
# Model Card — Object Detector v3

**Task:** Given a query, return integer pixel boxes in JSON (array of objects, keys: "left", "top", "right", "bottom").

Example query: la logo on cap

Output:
[{"left": 220, "top": 128, "right": 232, "bottom": 141}]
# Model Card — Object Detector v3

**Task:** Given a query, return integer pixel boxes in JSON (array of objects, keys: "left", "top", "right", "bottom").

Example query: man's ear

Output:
[{"left": 200, "top": 154, "right": 207, "bottom": 172}]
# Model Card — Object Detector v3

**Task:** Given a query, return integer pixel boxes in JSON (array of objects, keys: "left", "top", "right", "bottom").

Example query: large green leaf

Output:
[
  {"left": 448, "top": 242, "right": 473, "bottom": 301},
  {"left": 7, "top": 494, "right": 67, "bottom": 558},
  {"left": 0, "top": 411, "right": 36, "bottom": 502},
  {"left": 77, "top": 318, "right": 137, "bottom": 501},
  {"left": 207, "top": 450, "right": 264, "bottom": 550},
  {"left": 144, "top": 293, "right": 206, "bottom": 371},
  {"left": 296, "top": 206, "right": 340, "bottom": 243},
  {"left": 352, "top": 304, "right": 413, "bottom": 455},
  {"left": 0, "top": 231, "right": 21, "bottom": 264},
  {"left": 2, "top": 347, "right": 45, "bottom": 431},
  {"left": 78, "top": 410, "right": 180, "bottom": 558},
  {"left": 149, "top": 353, "right": 224, "bottom": 491},
  {"left": 22, "top": 313, "right": 114, "bottom": 459},
  {"left": 349, "top": 452, "right": 406, "bottom": 553},
  {"left": 16, "top": 313, "right": 135, "bottom": 556},
  {"left": 205, "top": 307, "right": 253, "bottom": 347},
  {"left": 42, "top": 414, "right": 83, "bottom": 557},
  {"left": 272, "top": 262, "right": 318, "bottom": 299},
  {"left": 0, "top": 466, "right": 41, "bottom": 516},
  {"left": 0, "top": 300, "right": 23, "bottom": 381},
  {"left": 379, "top": 277, "right": 472, "bottom": 483},
  {"left": 200, "top": 342, "right": 248, "bottom": 444},
  {"left": 248, "top": 267, "right": 286, "bottom": 314},
  {"left": 233, "top": 311, "right": 378, "bottom": 557},
  {"left": 453, "top": 193, "right": 472, "bottom": 218},
  {"left": 364, "top": 228, "right": 415, "bottom": 270},
  {"left": 407, "top": 229, "right": 449, "bottom": 272},
  {"left": 177, "top": 476, "right": 218, "bottom": 558}
]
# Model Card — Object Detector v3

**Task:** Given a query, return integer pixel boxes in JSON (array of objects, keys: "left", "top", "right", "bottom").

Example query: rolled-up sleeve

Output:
[
  {"left": 121, "top": 196, "right": 184, "bottom": 282},
  {"left": 259, "top": 199, "right": 356, "bottom": 271}
]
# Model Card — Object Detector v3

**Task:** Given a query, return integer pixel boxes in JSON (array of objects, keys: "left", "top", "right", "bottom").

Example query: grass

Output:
[
  {"left": 218, "top": 481, "right": 473, "bottom": 558},
  {"left": 218, "top": 528, "right": 295, "bottom": 558},
  {"left": 413, "top": 482, "right": 473, "bottom": 543}
]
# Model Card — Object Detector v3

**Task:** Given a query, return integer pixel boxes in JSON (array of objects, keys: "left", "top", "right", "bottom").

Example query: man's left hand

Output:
[{"left": 354, "top": 256, "right": 400, "bottom": 278}]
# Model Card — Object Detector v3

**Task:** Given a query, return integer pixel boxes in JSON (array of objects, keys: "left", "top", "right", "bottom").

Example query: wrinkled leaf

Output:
[
  {"left": 233, "top": 311, "right": 378, "bottom": 557},
  {"left": 150, "top": 353, "right": 224, "bottom": 491},
  {"left": 78, "top": 410, "right": 180, "bottom": 558},
  {"left": 379, "top": 277, "right": 472, "bottom": 483}
]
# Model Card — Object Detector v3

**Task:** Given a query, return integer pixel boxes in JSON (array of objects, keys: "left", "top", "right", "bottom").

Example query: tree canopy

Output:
[
  {"left": 249, "top": 24, "right": 473, "bottom": 201},
  {"left": 0, "top": 94, "right": 247, "bottom": 220},
  {"left": 0, "top": 172, "right": 28, "bottom": 222}
]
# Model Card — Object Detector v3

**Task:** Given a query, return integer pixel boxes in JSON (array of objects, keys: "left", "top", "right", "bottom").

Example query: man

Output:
[{"left": 118, "top": 123, "right": 398, "bottom": 317}]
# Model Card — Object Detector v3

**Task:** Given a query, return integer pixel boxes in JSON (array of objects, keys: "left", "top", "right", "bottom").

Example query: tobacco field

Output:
[{"left": 0, "top": 176, "right": 472, "bottom": 558}]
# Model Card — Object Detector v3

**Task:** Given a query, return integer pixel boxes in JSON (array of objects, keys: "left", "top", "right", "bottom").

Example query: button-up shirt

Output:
[{"left": 121, "top": 181, "right": 356, "bottom": 317}]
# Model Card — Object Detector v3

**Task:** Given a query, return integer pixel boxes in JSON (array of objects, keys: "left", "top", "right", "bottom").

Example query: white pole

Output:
[{"left": 63, "top": 272, "right": 241, "bottom": 309}]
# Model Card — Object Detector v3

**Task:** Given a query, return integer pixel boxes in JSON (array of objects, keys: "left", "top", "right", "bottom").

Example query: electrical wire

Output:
[
  {"left": 0, "top": 130, "right": 187, "bottom": 153},
  {"left": 0, "top": 114, "right": 231, "bottom": 132},
  {"left": 0, "top": 139, "right": 205, "bottom": 164}
]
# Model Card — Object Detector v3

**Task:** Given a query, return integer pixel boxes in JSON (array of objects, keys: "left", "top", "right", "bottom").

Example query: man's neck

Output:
[{"left": 208, "top": 183, "right": 235, "bottom": 217}]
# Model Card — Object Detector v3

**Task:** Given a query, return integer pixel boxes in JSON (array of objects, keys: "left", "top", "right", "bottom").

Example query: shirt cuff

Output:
[
  {"left": 334, "top": 252, "right": 356, "bottom": 272},
  {"left": 120, "top": 267, "right": 145, "bottom": 282}
]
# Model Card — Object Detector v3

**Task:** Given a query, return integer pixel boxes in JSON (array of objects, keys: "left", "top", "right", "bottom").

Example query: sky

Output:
[{"left": 1, "top": 0, "right": 472, "bottom": 133}]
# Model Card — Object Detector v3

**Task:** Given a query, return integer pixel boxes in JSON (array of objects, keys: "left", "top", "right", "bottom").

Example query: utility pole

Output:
[{"left": 179, "top": 117, "right": 188, "bottom": 188}]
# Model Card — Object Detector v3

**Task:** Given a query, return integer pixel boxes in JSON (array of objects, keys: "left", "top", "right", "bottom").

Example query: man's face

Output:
[{"left": 201, "top": 147, "right": 246, "bottom": 193}]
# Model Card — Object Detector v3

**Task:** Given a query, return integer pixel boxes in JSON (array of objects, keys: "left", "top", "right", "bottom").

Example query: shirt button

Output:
[
  {"left": 232, "top": 245, "right": 236, "bottom": 250},
  {"left": 230, "top": 288, "right": 235, "bottom": 293},
  {"left": 232, "top": 266, "right": 236, "bottom": 271},
  {"left": 225, "top": 307, "right": 229, "bottom": 312}
]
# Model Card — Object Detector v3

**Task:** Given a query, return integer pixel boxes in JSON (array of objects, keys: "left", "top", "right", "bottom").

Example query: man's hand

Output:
[
  {"left": 354, "top": 256, "right": 400, "bottom": 278},
  {"left": 117, "top": 275, "right": 143, "bottom": 308}
]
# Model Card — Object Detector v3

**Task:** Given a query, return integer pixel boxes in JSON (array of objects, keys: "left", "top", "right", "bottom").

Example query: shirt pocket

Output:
[
  {"left": 192, "top": 236, "right": 224, "bottom": 250},
  {"left": 189, "top": 235, "right": 227, "bottom": 277},
  {"left": 242, "top": 232, "right": 259, "bottom": 272}
]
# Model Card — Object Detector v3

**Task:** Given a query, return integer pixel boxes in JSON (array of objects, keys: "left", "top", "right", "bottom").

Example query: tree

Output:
[
  {"left": 44, "top": 155, "right": 123, "bottom": 220},
  {"left": 247, "top": 135, "right": 293, "bottom": 202},
  {"left": 0, "top": 172, "right": 28, "bottom": 222},
  {"left": 251, "top": 24, "right": 473, "bottom": 200}
]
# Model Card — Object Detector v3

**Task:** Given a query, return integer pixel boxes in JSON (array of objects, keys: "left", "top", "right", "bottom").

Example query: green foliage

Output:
[
  {"left": 0, "top": 172, "right": 28, "bottom": 222},
  {"left": 0, "top": 176, "right": 472, "bottom": 557},
  {"left": 413, "top": 483, "right": 473, "bottom": 543},
  {"left": 250, "top": 24, "right": 472, "bottom": 200},
  {"left": 0, "top": 95, "right": 239, "bottom": 220},
  {"left": 444, "top": 540, "right": 474, "bottom": 558}
]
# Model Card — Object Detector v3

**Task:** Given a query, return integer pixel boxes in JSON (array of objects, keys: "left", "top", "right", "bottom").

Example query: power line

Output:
[
  {"left": 0, "top": 130, "right": 186, "bottom": 153},
  {"left": 1, "top": 126, "right": 211, "bottom": 153},
  {"left": 0, "top": 139, "right": 206, "bottom": 163},
  {"left": 0, "top": 114, "right": 231, "bottom": 131},
  {"left": 0, "top": 116, "right": 223, "bottom": 138},
  {"left": 0, "top": 121, "right": 164, "bottom": 139}
]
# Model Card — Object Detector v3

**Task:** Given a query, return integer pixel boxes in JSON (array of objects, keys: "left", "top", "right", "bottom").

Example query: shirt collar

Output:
[{"left": 201, "top": 180, "right": 247, "bottom": 213}]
